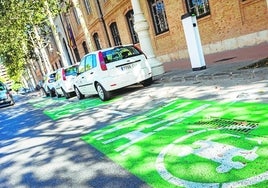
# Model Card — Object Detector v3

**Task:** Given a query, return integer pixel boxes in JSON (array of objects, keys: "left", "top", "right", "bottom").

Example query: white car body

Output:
[
  {"left": 73, "top": 44, "right": 152, "bottom": 101},
  {"left": 41, "top": 72, "right": 56, "bottom": 97},
  {"left": 54, "top": 65, "right": 78, "bottom": 99}
]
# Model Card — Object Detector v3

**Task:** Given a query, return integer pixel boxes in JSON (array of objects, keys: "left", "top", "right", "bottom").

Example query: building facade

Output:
[
  {"left": 50, "top": 0, "right": 268, "bottom": 69},
  {"left": 0, "top": 64, "right": 13, "bottom": 88}
]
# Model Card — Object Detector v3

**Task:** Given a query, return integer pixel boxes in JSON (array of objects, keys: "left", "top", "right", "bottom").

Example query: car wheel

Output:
[
  {"left": 55, "top": 91, "right": 61, "bottom": 98},
  {"left": 96, "top": 83, "right": 111, "bottom": 101},
  {"left": 41, "top": 87, "right": 49, "bottom": 97},
  {"left": 61, "top": 88, "right": 70, "bottom": 99},
  {"left": 10, "top": 97, "right": 15, "bottom": 105},
  {"left": 49, "top": 88, "right": 56, "bottom": 98},
  {"left": 74, "top": 86, "right": 84, "bottom": 100},
  {"left": 141, "top": 77, "right": 153, "bottom": 87}
]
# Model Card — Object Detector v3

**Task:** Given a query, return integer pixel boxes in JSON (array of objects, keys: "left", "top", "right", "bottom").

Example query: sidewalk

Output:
[{"left": 161, "top": 42, "right": 268, "bottom": 82}]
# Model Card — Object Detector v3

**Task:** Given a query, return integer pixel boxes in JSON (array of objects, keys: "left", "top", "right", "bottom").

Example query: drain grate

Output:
[{"left": 195, "top": 118, "right": 259, "bottom": 134}]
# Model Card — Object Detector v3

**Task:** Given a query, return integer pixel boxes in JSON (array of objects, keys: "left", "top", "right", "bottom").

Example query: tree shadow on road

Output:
[{"left": 0, "top": 100, "right": 150, "bottom": 188}]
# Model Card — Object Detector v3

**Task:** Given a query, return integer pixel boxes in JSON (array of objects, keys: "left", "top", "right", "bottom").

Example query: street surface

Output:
[
  {"left": 0, "top": 93, "right": 150, "bottom": 188},
  {"left": 1, "top": 71, "right": 268, "bottom": 188}
]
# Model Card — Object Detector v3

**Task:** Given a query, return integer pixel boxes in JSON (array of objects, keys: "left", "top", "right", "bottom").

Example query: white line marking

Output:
[
  {"left": 94, "top": 101, "right": 193, "bottom": 139},
  {"left": 111, "top": 104, "right": 210, "bottom": 153}
]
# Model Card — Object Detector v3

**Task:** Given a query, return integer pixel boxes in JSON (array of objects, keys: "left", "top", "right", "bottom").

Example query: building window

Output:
[
  {"left": 110, "top": 22, "right": 122, "bottom": 46},
  {"left": 59, "top": 60, "right": 63, "bottom": 68},
  {"left": 67, "top": 23, "right": 77, "bottom": 48},
  {"left": 83, "top": 0, "right": 91, "bottom": 14},
  {"left": 73, "top": 8, "right": 81, "bottom": 25},
  {"left": 82, "top": 41, "right": 89, "bottom": 54},
  {"left": 125, "top": 10, "right": 139, "bottom": 44},
  {"left": 93, "top": 33, "right": 102, "bottom": 50},
  {"left": 63, "top": 38, "right": 73, "bottom": 65},
  {"left": 185, "top": 0, "right": 210, "bottom": 18},
  {"left": 148, "top": 0, "right": 169, "bottom": 35},
  {"left": 73, "top": 48, "right": 81, "bottom": 62}
]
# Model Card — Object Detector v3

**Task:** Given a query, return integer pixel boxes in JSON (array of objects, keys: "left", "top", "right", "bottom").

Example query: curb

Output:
[{"left": 160, "top": 67, "right": 268, "bottom": 83}]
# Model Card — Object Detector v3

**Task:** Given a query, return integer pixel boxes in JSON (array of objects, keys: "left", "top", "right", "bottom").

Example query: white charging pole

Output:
[{"left": 181, "top": 13, "right": 206, "bottom": 71}]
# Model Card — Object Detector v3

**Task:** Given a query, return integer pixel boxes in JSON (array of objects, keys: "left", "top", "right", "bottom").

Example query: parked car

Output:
[
  {"left": 0, "top": 81, "right": 15, "bottom": 107},
  {"left": 18, "top": 87, "right": 31, "bottom": 95},
  {"left": 41, "top": 71, "right": 56, "bottom": 97},
  {"left": 54, "top": 64, "right": 78, "bottom": 99},
  {"left": 73, "top": 44, "right": 153, "bottom": 101}
]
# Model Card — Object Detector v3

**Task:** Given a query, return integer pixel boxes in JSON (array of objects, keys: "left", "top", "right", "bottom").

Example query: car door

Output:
[
  {"left": 75, "top": 54, "right": 96, "bottom": 95},
  {"left": 54, "top": 69, "right": 62, "bottom": 93},
  {"left": 75, "top": 57, "right": 86, "bottom": 94},
  {"left": 83, "top": 54, "right": 97, "bottom": 95}
]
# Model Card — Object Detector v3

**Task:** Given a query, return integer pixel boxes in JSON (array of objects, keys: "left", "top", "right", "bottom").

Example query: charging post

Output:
[{"left": 181, "top": 13, "right": 206, "bottom": 71}]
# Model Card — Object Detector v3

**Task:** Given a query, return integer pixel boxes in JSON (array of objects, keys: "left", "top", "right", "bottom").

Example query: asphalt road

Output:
[
  {"left": 1, "top": 73, "right": 268, "bottom": 187},
  {"left": 0, "top": 94, "right": 151, "bottom": 188}
]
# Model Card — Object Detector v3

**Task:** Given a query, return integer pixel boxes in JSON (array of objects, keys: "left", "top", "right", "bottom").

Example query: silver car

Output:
[{"left": 0, "top": 82, "right": 15, "bottom": 107}]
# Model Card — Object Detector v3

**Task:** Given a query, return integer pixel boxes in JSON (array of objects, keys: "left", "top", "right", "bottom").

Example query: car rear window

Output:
[
  {"left": 65, "top": 66, "right": 77, "bottom": 76},
  {"left": 102, "top": 46, "right": 142, "bottom": 64},
  {"left": 49, "top": 73, "right": 56, "bottom": 79}
]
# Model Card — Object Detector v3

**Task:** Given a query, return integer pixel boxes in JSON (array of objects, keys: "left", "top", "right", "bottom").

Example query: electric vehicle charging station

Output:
[{"left": 181, "top": 13, "right": 206, "bottom": 71}]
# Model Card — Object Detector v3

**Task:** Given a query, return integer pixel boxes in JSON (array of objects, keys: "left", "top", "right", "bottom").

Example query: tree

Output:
[{"left": 0, "top": 0, "right": 69, "bottom": 81}]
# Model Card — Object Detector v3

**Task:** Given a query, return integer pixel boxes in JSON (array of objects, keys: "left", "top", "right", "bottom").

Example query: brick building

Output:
[
  {"left": 52, "top": 0, "right": 268, "bottom": 69},
  {"left": 0, "top": 64, "right": 13, "bottom": 88}
]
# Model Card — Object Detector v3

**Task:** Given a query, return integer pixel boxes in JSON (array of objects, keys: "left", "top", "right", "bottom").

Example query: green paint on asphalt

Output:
[
  {"left": 43, "top": 97, "right": 118, "bottom": 120},
  {"left": 28, "top": 97, "right": 119, "bottom": 120},
  {"left": 81, "top": 99, "right": 268, "bottom": 188}
]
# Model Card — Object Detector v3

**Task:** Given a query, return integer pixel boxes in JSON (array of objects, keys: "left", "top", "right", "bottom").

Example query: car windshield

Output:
[{"left": 102, "top": 46, "right": 142, "bottom": 64}]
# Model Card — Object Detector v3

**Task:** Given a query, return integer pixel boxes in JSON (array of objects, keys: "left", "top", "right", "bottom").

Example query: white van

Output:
[{"left": 73, "top": 44, "right": 152, "bottom": 101}]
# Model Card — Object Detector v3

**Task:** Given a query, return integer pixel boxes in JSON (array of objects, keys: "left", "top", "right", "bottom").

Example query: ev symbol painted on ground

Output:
[
  {"left": 156, "top": 129, "right": 267, "bottom": 188},
  {"left": 187, "top": 140, "right": 258, "bottom": 173},
  {"left": 82, "top": 99, "right": 268, "bottom": 188}
]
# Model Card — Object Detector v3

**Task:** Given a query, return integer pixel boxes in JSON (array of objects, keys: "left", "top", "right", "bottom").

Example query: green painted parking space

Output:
[
  {"left": 44, "top": 98, "right": 118, "bottom": 120},
  {"left": 28, "top": 97, "right": 119, "bottom": 120},
  {"left": 82, "top": 99, "right": 268, "bottom": 188}
]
